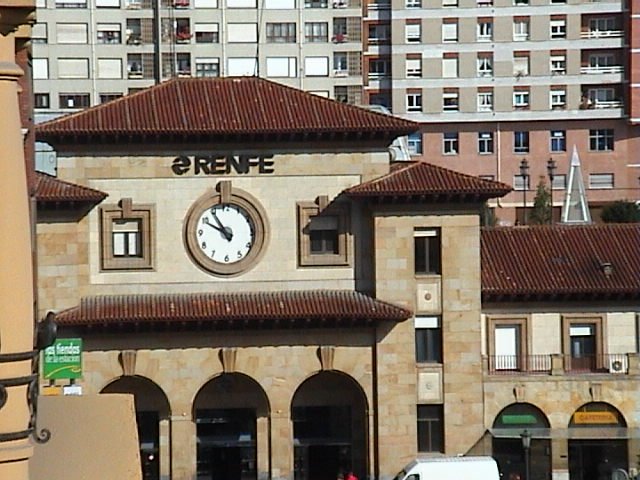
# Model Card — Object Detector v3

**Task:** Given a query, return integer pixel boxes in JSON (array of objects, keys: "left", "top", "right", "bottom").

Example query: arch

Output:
[
  {"left": 193, "top": 372, "right": 270, "bottom": 480},
  {"left": 491, "top": 403, "right": 551, "bottom": 480},
  {"left": 569, "top": 402, "right": 627, "bottom": 428},
  {"left": 101, "top": 376, "right": 171, "bottom": 480},
  {"left": 291, "top": 370, "right": 369, "bottom": 480}
]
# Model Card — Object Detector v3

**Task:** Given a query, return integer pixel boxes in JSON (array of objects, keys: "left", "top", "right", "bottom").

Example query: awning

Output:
[{"left": 490, "top": 427, "right": 640, "bottom": 440}]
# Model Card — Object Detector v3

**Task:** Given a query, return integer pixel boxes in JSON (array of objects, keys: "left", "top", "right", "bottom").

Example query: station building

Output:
[{"left": 34, "top": 76, "right": 640, "bottom": 480}]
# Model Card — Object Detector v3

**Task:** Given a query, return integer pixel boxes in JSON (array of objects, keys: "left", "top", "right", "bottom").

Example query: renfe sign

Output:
[
  {"left": 172, "top": 155, "right": 274, "bottom": 175},
  {"left": 43, "top": 338, "right": 83, "bottom": 380}
]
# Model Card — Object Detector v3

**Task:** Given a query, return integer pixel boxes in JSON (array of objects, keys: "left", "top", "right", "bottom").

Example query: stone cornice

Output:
[{"left": 0, "top": 7, "right": 35, "bottom": 36}]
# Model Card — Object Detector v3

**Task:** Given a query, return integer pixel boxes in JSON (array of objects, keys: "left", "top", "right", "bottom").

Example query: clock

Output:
[{"left": 184, "top": 181, "right": 268, "bottom": 276}]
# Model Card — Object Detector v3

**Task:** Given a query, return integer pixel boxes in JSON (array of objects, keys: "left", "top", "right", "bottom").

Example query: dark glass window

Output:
[
  {"left": 415, "top": 317, "right": 442, "bottom": 363},
  {"left": 417, "top": 405, "right": 444, "bottom": 452},
  {"left": 414, "top": 229, "right": 441, "bottom": 274}
]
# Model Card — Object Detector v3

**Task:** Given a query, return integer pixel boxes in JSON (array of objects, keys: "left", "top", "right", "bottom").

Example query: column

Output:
[
  {"left": 257, "top": 416, "right": 270, "bottom": 480},
  {"left": 551, "top": 437, "right": 569, "bottom": 480},
  {"left": 170, "top": 414, "right": 196, "bottom": 480},
  {"left": 270, "top": 409, "right": 293, "bottom": 480},
  {"left": 0, "top": 27, "right": 35, "bottom": 480},
  {"left": 159, "top": 417, "right": 171, "bottom": 480}
]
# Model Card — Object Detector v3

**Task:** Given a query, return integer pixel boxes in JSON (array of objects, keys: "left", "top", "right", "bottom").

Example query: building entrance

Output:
[{"left": 569, "top": 440, "right": 627, "bottom": 480}]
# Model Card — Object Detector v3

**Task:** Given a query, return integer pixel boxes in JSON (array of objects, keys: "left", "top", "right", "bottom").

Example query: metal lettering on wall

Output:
[{"left": 172, "top": 155, "right": 275, "bottom": 175}]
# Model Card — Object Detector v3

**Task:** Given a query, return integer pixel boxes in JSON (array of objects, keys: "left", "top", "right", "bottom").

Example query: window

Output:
[
  {"left": 99, "top": 93, "right": 123, "bottom": 103},
  {"left": 488, "top": 317, "right": 528, "bottom": 372},
  {"left": 227, "top": 0, "right": 255, "bottom": 6},
  {"left": 417, "top": 405, "right": 444, "bottom": 453},
  {"left": 513, "top": 90, "right": 529, "bottom": 108},
  {"left": 552, "top": 174, "right": 566, "bottom": 190},
  {"left": 100, "top": 199, "right": 154, "bottom": 271},
  {"left": 550, "top": 89, "right": 566, "bottom": 109},
  {"left": 477, "top": 19, "right": 492, "bottom": 41},
  {"left": 32, "top": 23, "right": 47, "bottom": 44},
  {"left": 228, "top": 58, "right": 257, "bottom": 76},
  {"left": 550, "top": 18, "right": 566, "bottom": 39},
  {"left": 513, "top": 18, "right": 529, "bottom": 41},
  {"left": 477, "top": 54, "right": 493, "bottom": 77},
  {"left": 514, "top": 131, "right": 529, "bottom": 153},
  {"left": 332, "top": 18, "right": 347, "bottom": 42},
  {"left": 478, "top": 132, "right": 494, "bottom": 154},
  {"left": 406, "top": 0, "right": 421, "bottom": 7},
  {"left": 589, "top": 129, "right": 614, "bottom": 151},
  {"left": 406, "top": 92, "right": 422, "bottom": 112},
  {"left": 35, "top": 93, "right": 50, "bottom": 109},
  {"left": 97, "top": 0, "right": 120, "bottom": 5},
  {"left": 443, "top": 132, "right": 458, "bottom": 155},
  {"left": 334, "top": 53, "right": 348, "bottom": 75},
  {"left": 550, "top": 130, "right": 566, "bottom": 152},
  {"left": 443, "top": 91, "right": 459, "bottom": 111},
  {"left": 266, "top": 22, "right": 295, "bottom": 43},
  {"left": 227, "top": 23, "right": 257, "bottom": 43},
  {"left": 306, "top": 56, "right": 330, "bottom": 77},
  {"left": 408, "top": 132, "right": 423, "bottom": 155},
  {"left": 195, "top": 58, "right": 220, "bottom": 77},
  {"left": 195, "top": 23, "right": 219, "bottom": 43},
  {"left": 58, "top": 58, "right": 89, "bottom": 78},
  {"left": 97, "top": 58, "right": 122, "bottom": 79},
  {"left": 589, "top": 17, "right": 617, "bottom": 35},
  {"left": 550, "top": 54, "right": 566, "bottom": 75},
  {"left": 562, "top": 316, "right": 603, "bottom": 372},
  {"left": 406, "top": 58, "right": 422, "bottom": 78},
  {"left": 127, "top": 54, "right": 144, "bottom": 78},
  {"left": 97, "top": 23, "right": 121, "bottom": 43},
  {"left": 368, "top": 59, "right": 390, "bottom": 79},
  {"left": 442, "top": 21, "right": 458, "bottom": 42},
  {"left": 405, "top": 23, "right": 421, "bottom": 43},
  {"left": 33, "top": 58, "right": 49, "bottom": 79},
  {"left": 514, "top": 0, "right": 528, "bottom": 4},
  {"left": 305, "top": 0, "right": 328, "bottom": 7},
  {"left": 56, "top": 23, "right": 88, "bottom": 43},
  {"left": 513, "top": 54, "right": 529, "bottom": 76},
  {"left": 415, "top": 316, "right": 442, "bottom": 363},
  {"left": 126, "top": 19, "right": 142, "bottom": 45},
  {"left": 477, "top": 91, "right": 493, "bottom": 111},
  {"left": 587, "top": 88, "right": 616, "bottom": 108},
  {"left": 589, "top": 53, "right": 615, "bottom": 69},
  {"left": 368, "top": 24, "right": 390, "bottom": 43},
  {"left": 589, "top": 173, "right": 614, "bottom": 189},
  {"left": 59, "top": 93, "right": 90, "bottom": 109},
  {"left": 443, "top": 0, "right": 457, "bottom": 6},
  {"left": 55, "top": 0, "right": 87, "bottom": 7},
  {"left": 297, "top": 199, "right": 350, "bottom": 267},
  {"left": 305, "top": 22, "right": 328, "bottom": 42},
  {"left": 513, "top": 174, "right": 530, "bottom": 191},
  {"left": 414, "top": 228, "right": 441, "bottom": 275},
  {"left": 266, "top": 57, "right": 297, "bottom": 77},
  {"left": 176, "top": 53, "right": 190, "bottom": 75},
  {"left": 442, "top": 56, "right": 458, "bottom": 78}
]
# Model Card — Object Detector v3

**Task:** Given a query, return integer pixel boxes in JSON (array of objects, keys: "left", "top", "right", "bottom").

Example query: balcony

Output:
[
  {"left": 580, "top": 29, "right": 623, "bottom": 38},
  {"left": 368, "top": 0, "right": 390, "bottom": 9},
  {"left": 487, "top": 353, "right": 636, "bottom": 376},
  {"left": 580, "top": 65, "right": 623, "bottom": 74}
]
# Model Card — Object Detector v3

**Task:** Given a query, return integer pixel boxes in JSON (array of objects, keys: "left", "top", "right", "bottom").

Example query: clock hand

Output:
[
  {"left": 203, "top": 216, "right": 232, "bottom": 241},
  {"left": 210, "top": 211, "right": 233, "bottom": 241}
]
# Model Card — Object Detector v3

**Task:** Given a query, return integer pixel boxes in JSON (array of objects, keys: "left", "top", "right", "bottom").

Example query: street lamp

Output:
[
  {"left": 519, "top": 159, "right": 529, "bottom": 225},
  {"left": 547, "top": 158, "right": 557, "bottom": 224},
  {"left": 520, "top": 429, "right": 532, "bottom": 480}
]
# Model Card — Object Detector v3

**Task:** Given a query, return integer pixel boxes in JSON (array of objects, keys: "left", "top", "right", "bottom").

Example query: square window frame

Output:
[{"left": 297, "top": 199, "right": 350, "bottom": 267}]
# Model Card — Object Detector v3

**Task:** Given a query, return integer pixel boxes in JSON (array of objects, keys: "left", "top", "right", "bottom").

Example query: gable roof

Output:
[
  {"left": 53, "top": 290, "right": 412, "bottom": 331},
  {"left": 34, "top": 172, "right": 107, "bottom": 204},
  {"left": 481, "top": 224, "right": 640, "bottom": 301},
  {"left": 36, "top": 77, "right": 419, "bottom": 145},
  {"left": 344, "top": 161, "right": 512, "bottom": 202}
]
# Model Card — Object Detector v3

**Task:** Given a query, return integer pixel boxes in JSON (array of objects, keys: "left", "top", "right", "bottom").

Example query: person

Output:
[{"left": 345, "top": 471, "right": 358, "bottom": 480}]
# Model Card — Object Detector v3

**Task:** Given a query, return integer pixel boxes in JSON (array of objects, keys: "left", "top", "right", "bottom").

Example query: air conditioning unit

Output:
[{"left": 609, "top": 356, "right": 628, "bottom": 374}]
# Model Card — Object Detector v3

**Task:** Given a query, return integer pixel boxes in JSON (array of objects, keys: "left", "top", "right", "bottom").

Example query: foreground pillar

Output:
[{"left": 0, "top": 8, "right": 36, "bottom": 479}]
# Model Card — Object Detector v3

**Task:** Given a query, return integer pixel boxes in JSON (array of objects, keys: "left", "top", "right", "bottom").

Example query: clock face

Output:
[
  {"left": 184, "top": 185, "right": 268, "bottom": 276},
  {"left": 195, "top": 204, "right": 255, "bottom": 264}
]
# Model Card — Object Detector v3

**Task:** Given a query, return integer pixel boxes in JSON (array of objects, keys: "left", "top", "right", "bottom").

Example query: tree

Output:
[
  {"left": 528, "top": 179, "right": 551, "bottom": 225},
  {"left": 601, "top": 201, "right": 640, "bottom": 223}
]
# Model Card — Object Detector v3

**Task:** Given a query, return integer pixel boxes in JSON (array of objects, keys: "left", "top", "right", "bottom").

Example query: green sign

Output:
[
  {"left": 43, "top": 338, "right": 83, "bottom": 380},
  {"left": 501, "top": 414, "right": 538, "bottom": 425}
]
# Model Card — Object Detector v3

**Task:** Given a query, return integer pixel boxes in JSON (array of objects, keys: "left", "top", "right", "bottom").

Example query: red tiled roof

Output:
[
  {"left": 34, "top": 172, "right": 107, "bottom": 204},
  {"left": 53, "top": 290, "right": 412, "bottom": 330},
  {"left": 344, "top": 161, "right": 512, "bottom": 201},
  {"left": 36, "top": 77, "right": 419, "bottom": 144},
  {"left": 481, "top": 224, "right": 640, "bottom": 300}
]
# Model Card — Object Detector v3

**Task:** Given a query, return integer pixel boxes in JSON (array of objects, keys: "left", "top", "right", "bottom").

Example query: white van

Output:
[{"left": 392, "top": 456, "right": 500, "bottom": 480}]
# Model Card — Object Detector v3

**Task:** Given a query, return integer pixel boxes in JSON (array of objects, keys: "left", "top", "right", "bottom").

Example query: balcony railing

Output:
[
  {"left": 580, "top": 65, "right": 623, "bottom": 74},
  {"left": 580, "top": 30, "right": 623, "bottom": 39},
  {"left": 487, "top": 353, "right": 631, "bottom": 375}
]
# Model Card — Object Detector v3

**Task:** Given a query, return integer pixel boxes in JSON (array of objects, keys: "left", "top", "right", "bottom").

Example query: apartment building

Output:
[{"left": 32, "top": 0, "right": 640, "bottom": 222}]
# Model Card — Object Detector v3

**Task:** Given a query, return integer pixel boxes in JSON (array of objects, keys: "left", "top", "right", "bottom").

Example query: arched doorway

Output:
[
  {"left": 568, "top": 402, "right": 628, "bottom": 480},
  {"left": 193, "top": 373, "right": 269, "bottom": 480},
  {"left": 491, "top": 403, "right": 551, "bottom": 480},
  {"left": 102, "top": 376, "right": 171, "bottom": 480},
  {"left": 291, "top": 371, "right": 368, "bottom": 480}
]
